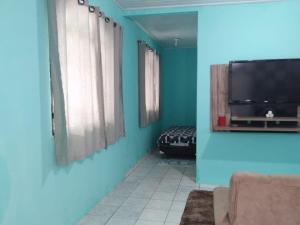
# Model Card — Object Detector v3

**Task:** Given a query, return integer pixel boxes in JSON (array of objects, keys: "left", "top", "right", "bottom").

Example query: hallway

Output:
[{"left": 78, "top": 152, "right": 198, "bottom": 225}]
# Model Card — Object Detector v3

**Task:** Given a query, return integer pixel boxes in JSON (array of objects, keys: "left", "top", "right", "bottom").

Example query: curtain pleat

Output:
[
  {"left": 88, "top": 7, "right": 107, "bottom": 151},
  {"left": 138, "top": 42, "right": 147, "bottom": 128},
  {"left": 114, "top": 24, "right": 125, "bottom": 139},
  {"left": 65, "top": 0, "right": 92, "bottom": 160},
  {"left": 154, "top": 52, "right": 160, "bottom": 121},
  {"left": 48, "top": 0, "right": 69, "bottom": 164},
  {"left": 48, "top": 0, "right": 125, "bottom": 165},
  {"left": 101, "top": 17, "right": 115, "bottom": 145}
]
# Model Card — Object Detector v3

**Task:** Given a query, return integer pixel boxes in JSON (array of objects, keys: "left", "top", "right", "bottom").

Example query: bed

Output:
[{"left": 157, "top": 126, "right": 196, "bottom": 156}]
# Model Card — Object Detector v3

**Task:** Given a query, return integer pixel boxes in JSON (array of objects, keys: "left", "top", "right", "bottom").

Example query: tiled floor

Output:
[{"left": 78, "top": 151, "right": 199, "bottom": 225}]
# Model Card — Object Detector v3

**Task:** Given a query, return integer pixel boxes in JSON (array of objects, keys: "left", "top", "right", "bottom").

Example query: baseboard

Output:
[{"left": 199, "top": 184, "right": 220, "bottom": 191}]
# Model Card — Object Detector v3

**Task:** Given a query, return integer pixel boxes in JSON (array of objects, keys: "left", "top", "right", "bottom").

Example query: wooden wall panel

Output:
[
  {"left": 298, "top": 106, "right": 300, "bottom": 127},
  {"left": 211, "top": 64, "right": 230, "bottom": 131},
  {"left": 211, "top": 64, "right": 300, "bottom": 132},
  {"left": 210, "top": 65, "right": 218, "bottom": 130}
]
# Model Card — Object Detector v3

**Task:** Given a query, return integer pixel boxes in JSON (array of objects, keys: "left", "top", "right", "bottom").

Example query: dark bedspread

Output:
[{"left": 157, "top": 126, "right": 196, "bottom": 147}]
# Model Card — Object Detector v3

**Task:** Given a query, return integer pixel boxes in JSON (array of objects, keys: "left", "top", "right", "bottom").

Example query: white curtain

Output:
[
  {"left": 48, "top": 0, "right": 125, "bottom": 165},
  {"left": 113, "top": 23, "right": 125, "bottom": 141},
  {"left": 138, "top": 41, "right": 160, "bottom": 128},
  {"left": 153, "top": 51, "right": 160, "bottom": 121},
  {"left": 100, "top": 16, "right": 125, "bottom": 145}
]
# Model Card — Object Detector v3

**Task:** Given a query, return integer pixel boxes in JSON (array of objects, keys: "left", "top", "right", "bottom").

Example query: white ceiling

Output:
[
  {"left": 118, "top": 0, "right": 277, "bottom": 48},
  {"left": 115, "top": 0, "right": 277, "bottom": 10},
  {"left": 132, "top": 13, "right": 197, "bottom": 48}
]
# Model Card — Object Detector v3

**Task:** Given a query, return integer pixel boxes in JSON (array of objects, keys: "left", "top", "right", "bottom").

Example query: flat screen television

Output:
[{"left": 229, "top": 59, "right": 300, "bottom": 105}]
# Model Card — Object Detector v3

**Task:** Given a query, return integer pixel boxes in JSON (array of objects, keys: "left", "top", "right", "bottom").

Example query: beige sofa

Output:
[{"left": 214, "top": 173, "right": 300, "bottom": 225}]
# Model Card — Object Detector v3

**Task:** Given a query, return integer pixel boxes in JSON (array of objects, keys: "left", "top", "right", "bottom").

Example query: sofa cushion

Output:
[{"left": 228, "top": 172, "right": 300, "bottom": 225}]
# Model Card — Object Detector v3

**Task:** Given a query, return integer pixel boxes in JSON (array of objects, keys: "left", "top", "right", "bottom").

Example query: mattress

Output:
[{"left": 157, "top": 126, "right": 196, "bottom": 148}]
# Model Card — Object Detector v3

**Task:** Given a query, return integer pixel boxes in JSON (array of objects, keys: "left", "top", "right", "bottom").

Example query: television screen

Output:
[{"left": 229, "top": 59, "right": 300, "bottom": 104}]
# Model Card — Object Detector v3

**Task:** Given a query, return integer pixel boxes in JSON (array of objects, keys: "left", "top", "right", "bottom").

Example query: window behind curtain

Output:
[
  {"left": 138, "top": 41, "right": 160, "bottom": 128},
  {"left": 48, "top": 0, "right": 125, "bottom": 165}
]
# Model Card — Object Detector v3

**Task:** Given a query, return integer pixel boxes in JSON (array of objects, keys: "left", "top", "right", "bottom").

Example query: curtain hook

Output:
[
  {"left": 89, "top": 5, "right": 95, "bottom": 12},
  {"left": 78, "top": 0, "right": 85, "bottom": 5},
  {"left": 105, "top": 17, "right": 110, "bottom": 23},
  {"left": 89, "top": 6, "right": 95, "bottom": 13}
]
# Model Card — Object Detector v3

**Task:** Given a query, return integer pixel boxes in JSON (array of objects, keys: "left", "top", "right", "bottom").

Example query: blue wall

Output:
[
  {"left": 2, "top": 0, "right": 300, "bottom": 224},
  {"left": 197, "top": 0, "right": 300, "bottom": 185},
  {"left": 161, "top": 48, "right": 197, "bottom": 129},
  {"left": 0, "top": 1, "right": 161, "bottom": 225}
]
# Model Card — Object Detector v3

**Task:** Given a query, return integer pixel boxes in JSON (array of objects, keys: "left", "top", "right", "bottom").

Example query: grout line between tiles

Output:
[
  {"left": 134, "top": 164, "right": 167, "bottom": 224},
  {"left": 86, "top": 153, "right": 196, "bottom": 225},
  {"left": 162, "top": 166, "right": 185, "bottom": 225}
]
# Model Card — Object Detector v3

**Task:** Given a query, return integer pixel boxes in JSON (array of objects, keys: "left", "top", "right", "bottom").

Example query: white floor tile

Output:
[
  {"left": 151, "top": 167, "right": 169, "bottom": 173},
  {"left": 138, "top": 183, "right": 159, "bottom": 191},
  {"left": 160, "top": 178, "right": 181, "bottom": 186},
  {"left": 106, "top": 218, "right": 137, "bottom": 225},
  {"left": 174, "top": 192, "right": 189, "bottom": 201},
  {"left": 118, "top": 181, "right": 140, "bottom": 189},
  {"left": 109, "top": 186, "right": 136, "bottom": 197},
  {"left": 156, "top": 184, "right": 178, "bottom": 193},
  {"left": 165, "top": 211, "right": 183, "bottom": 224},
  {"left": 135, "top": 185, "right": 157, "bottom": 192},
  {"left": 125, "top": 175, "right": 144, "bottom": 183},
  {"left": 165, "top": 174, "right": 183, "bottom": 180},
  {"left": 112, "top": 206, "right": 142, "bottom": 220},
  {"left": 170, "top": 201, "right": 186, "bottom": 212},
  {"left": 166, "top": 169, "right": 184, "bottom": 176},
  {"left": 88, "top": 204, "right": 118, "bottom": 217},
  {"left": 139, "top": 179, "right": 157, "bottom": 186},
  {"left": 143, "top": 176, "right": 163, "bottom": 183},
  {"left": 139, "top": 209, "right": 168, "bottom": 222},
  {"left": 174, "top": 165, "right": 187, "bottom": 171},
  {"left": 138, "top": 161, "right": 158, "bottom": 167},
  {"left": 135, "top": 220, "right": 164, "bottom": 225},
  {"left": 184, "top": 167, "right": 196, "bottom": 175},
  {"left": 130, "top": 166, "right": 153, "bottom": 177},
  {"left": 146, "top": 199, "right": 172, "bottom": 211},
  {"left": 180, "top": 176, "right": 196, "bottom": 187},
  {"left": 151, "top": 191, "right": 176, "bottom": 201},
  {"left": 77, "top": 214, "right": 108, "bottom": 225},
  {"left": 147, "top": 171, "right": 167, "bottom": 178},
  {"left": 123, "top": 197, "right": 150, "bottom": 208},
  {"left": 100, "top": 196, "right": 127, "bottom": 206},
  {"left": 177, "top": 185, "right": 198, "bottom": 193},
  {"left": 130, "top": 189, "right": 154, "bottom": 198}
]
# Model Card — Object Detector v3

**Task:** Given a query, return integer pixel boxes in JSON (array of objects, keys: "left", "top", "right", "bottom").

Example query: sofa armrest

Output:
[{"left": 213, "top": 187, "right": 230, "bottom": 225}]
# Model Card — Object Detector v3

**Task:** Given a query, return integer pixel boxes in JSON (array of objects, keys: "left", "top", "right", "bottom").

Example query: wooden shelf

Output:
[
  {"left": 214, "top": 126, "right": 300, "bottom": 132},
  {"left": 231, "top": 116, "right": 300, "bottom": 122}
]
